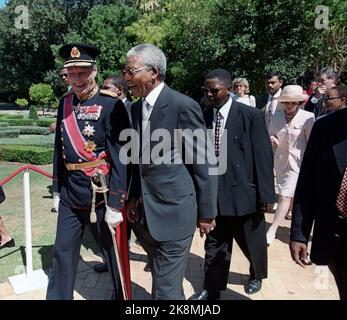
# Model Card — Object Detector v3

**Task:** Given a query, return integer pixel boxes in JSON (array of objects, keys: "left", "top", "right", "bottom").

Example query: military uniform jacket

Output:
[
  {"left": 0, "top": 186, "right": 5, "bottom": 204},
  {"left": 52, "top": 89, "right": 129, "bottom": 210}
]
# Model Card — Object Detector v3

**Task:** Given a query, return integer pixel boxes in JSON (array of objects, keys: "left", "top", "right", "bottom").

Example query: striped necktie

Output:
[
  {"left": 214, "top": 111, "right": 222, "bottom": 157},
  {"left": 142, "top": 99, "right": 151, "bottom": 132}
]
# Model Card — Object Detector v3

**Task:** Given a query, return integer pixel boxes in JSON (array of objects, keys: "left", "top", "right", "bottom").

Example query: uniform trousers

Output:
[
  {"left": 46, "top": 201, "right": 122, "bottom": 300},
  {"left": 204, "top": 212, "right": 267, "bottom": 291}
]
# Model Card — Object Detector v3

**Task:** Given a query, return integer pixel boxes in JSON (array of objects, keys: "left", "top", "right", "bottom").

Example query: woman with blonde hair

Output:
[
  {"left": 232, "top": 77, "right": 256, "bottom": 107},
  {"left": 266, "top": 85, "right": 315, "bottom": 245}
]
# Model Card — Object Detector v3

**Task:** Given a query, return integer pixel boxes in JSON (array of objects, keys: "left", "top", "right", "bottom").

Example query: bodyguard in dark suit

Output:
[
  {"left": 190, "top": 69, "right": 276, "bottom": 300},
  {"left": 124, "top": 43, "right": 218, "bottom": 300},
  {"left": 47, "top": 43, "right": 129, "bottom": 300},
  {"left": 290, "top": 87, "right": 347, "bottom": 300}
]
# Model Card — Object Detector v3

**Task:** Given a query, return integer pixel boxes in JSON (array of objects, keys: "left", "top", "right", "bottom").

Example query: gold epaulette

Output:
[
  {"left": 63, "top": 89, "right": 74, "bottom": 97},
  {"left": 100, "top": 89, "right": 118, "bottom": 98}
]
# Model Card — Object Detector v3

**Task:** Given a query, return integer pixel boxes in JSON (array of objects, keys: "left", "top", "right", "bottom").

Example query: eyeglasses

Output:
[
  {"left": 122, "top": 66, "right": 149, "bottom": 76},
  {"left": 201, "top": 87, "right": 223, "bottom": 95},
  {"left": 325, "top": 96, "right": 341, "bottom": 101},
  {"left": 60, "top": 74, "right": 67, "bottom": 78}
]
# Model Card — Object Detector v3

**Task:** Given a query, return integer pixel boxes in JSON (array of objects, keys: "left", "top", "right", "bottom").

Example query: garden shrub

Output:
[
  {"left": 0, "top": 122, "right": 9, "bottom": 127},
  {"left": 0, "top": 129, "right": 20, "bottom": 138},
  {"left": 28, "top": 105, "right": 39, "bottom": 120},
  {"left": 1, "top": 145, "right": 53, "bottom": 164},
  {"left": 36, "top": 118, "right": 56, "bottom": 127},
  {"left": 3, "top": 119, "right": 35, "bottom": 126},
  {"left": 1, "top": 115, "right": 23, "bottom": 120},
  {"left": 8, "top": 126, "right": 50, "bottom": 135}
]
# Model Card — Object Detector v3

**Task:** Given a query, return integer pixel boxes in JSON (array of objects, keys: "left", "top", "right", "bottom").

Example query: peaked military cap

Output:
[{"left": 59, "top": 43, "right": 101, "bottom": 68}]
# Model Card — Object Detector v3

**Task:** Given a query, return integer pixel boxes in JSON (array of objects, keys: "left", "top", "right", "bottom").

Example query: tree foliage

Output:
[
  {"left": 29, "top": 83, "right": 55, "bottom": 115},
  {"left": 0, "top": 0, "right": 345, "bottom": 102}
]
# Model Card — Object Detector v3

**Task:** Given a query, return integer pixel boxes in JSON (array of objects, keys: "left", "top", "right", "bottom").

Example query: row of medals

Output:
[{"left": 74, "top": 102, "right": 99, "bottom": 153}]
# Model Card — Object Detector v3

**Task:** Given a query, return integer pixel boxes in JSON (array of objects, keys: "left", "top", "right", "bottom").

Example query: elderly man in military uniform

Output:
[{"left": 47, "top": 43, "right": 130, "bottom": 300}]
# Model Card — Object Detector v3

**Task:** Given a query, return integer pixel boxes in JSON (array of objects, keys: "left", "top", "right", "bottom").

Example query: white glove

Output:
[
  {"left": 53, "top": 192, "right": 60, "bottom": 213},
  {"left": 105, "top": 206, "right": 123, "bottom": 228}
]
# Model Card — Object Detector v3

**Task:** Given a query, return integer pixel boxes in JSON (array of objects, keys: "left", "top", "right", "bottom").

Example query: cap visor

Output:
[{"left": 64, "top": 61, "right": 95, "bottom": 68}]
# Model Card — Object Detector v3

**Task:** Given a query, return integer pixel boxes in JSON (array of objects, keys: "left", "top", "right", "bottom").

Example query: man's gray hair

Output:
[
  {"left": 318, "top": 66, "right": 337, "bottom": 80},
  {"left": 127, "top": 43, "right": 166, "bottom": 81}
]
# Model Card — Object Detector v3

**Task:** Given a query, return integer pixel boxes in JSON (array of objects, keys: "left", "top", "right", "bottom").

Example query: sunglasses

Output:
[
  {"left": 201, "top": 87, "right": 223, "bottom": 95},
  {"left": 325, "top": 96, "right": 341, "bottom": 101},
  {"left": 60, "top": 74, "right": 67, "bottom": 78}
]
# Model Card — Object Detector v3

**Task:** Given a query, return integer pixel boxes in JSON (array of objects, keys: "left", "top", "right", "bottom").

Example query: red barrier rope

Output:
[{"left": 0, "top": 164, "right": 52, "bottom": 187}]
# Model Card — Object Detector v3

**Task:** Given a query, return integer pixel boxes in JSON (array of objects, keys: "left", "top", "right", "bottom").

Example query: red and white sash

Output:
[{"left": 62, "top": 94, "right": 110, "bottom": 177}]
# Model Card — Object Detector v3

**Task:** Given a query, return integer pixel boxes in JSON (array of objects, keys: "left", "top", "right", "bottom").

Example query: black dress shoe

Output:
[
  {"left": 93, "top": 263, "right": 108, "bottom": 273},
  {"left": 188, "top": 289, "right": 220, "bottom": 300},
  {"left": 0, "top": 238, "right": 15, "bottom": 250},
  {"left": 244, "top": 279, "right": 262, "bottom": 294}
]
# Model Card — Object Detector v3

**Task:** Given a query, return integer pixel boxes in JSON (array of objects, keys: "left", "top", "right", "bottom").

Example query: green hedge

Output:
[
  {"left": 0, "top": 129, "right": 20, "bottom": 138},
  {"left": 0, "top": 126, "right": 49, "bottom": 135},
  {"left": 36, "top": 118, "right": 56, "bottom": 127},
  {"left": 0, "top": 122, "right": 9, "bottom": 127},
  {"left": 0, "top": 115, "right": 23, "bottom": 120},
  {"left": 1, "top": 144, "right": 53, "bottom": 164},
  {"left": 0, "top": 119, "right": 35, "bottom": 126}
]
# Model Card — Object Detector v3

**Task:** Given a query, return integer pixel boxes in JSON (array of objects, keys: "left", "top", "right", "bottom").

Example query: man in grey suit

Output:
[
  {"left": 124, "top": 43, "right": 218, "bottom": 300},
  {"left": 190, "top": 69, "right": 276, "bottom": 300}
]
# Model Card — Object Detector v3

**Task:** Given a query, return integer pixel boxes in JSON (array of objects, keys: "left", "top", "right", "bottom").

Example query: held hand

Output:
[
  {"left": 125, "top": 198, "right": 139, "bottom": 223},
  {"left": 105, "top": 206, "right": 123, "bottom": 229},
  {"left": 289, "top": 241, "right": 311, "bottom": 268},
  {"left": 259, "top": 203, "right": 273, "bottom": 214},
  {"left": 53, "top": 192, "right": 60, "bottom": 213},
  {"left": 270, "top": 136, "right": 280, "bottom": 147},
  {"left": 197, "top": 218, "right": 216, "bottom": 238}
]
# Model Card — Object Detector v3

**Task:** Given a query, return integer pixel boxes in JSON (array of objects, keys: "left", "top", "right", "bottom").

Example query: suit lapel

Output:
[
  {"left": 224, "top": 99, "right": 239, "bottom": 137},
  {"left": 333, "top": 138, "right": 347, "bottom": 174},
  {"left": 132, "top": 99, "right": 142, "bottom": 133},
  {"left": 332, "top": 109, "right": 347, "bottom": 174}
]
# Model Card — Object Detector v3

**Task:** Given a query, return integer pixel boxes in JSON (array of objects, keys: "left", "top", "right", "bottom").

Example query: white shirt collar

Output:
[
  {"left": 214, "top": 96, "right": 232, "bottom": 119},
  {"left": 267, "top": 88, "right": 282, "bottom": 102},
  {"left": 143, "top": 82, "right": 165, "bottom": 107}
]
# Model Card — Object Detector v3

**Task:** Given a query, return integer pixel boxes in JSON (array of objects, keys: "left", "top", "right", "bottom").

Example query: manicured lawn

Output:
[{"left": 0, "top": 162, "right": 99, "bottom": 283}]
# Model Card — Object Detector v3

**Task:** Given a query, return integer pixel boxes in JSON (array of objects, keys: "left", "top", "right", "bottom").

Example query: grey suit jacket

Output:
[{"left": 129, "top": 84, "right": 218, "bottom": 241}]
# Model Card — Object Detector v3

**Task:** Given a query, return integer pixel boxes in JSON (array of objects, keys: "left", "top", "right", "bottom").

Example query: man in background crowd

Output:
[
  {"left": 305, "top": 66, "right": 337, "bottom": 118},
  {"left": 256, "top": 71, "right": 284, "bottom": 129}
]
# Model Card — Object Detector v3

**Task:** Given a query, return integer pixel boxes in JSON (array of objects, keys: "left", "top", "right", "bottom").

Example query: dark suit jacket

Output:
[
  {"left": 129, "top": 84, "right": 218, "bottom": 242},
  {"left": 204, "top": 100, "right": 276, "bottom": 216},
  {"left": 0, "top": 186, "right": 5, "bottom": 204},
  {"left": 256, "top": 94, "right": 269, "bottom": 111},
  {"left": 291, "top": 107, "right": 347, "bottom": 265}
]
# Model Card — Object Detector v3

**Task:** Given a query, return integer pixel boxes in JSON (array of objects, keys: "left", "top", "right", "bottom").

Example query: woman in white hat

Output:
[{"left": 266, "top": 85, "right": 315, "bottom": 245}]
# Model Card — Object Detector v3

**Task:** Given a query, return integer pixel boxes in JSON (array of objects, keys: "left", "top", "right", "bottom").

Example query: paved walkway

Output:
[{"left": 0, "top": 214, "right": 339, "bottom": 300}]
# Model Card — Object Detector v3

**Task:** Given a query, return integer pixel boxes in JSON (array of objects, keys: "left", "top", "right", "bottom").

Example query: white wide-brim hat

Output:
[{"left": 276, "top": 85, "right": 308, "bottom": 102}]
